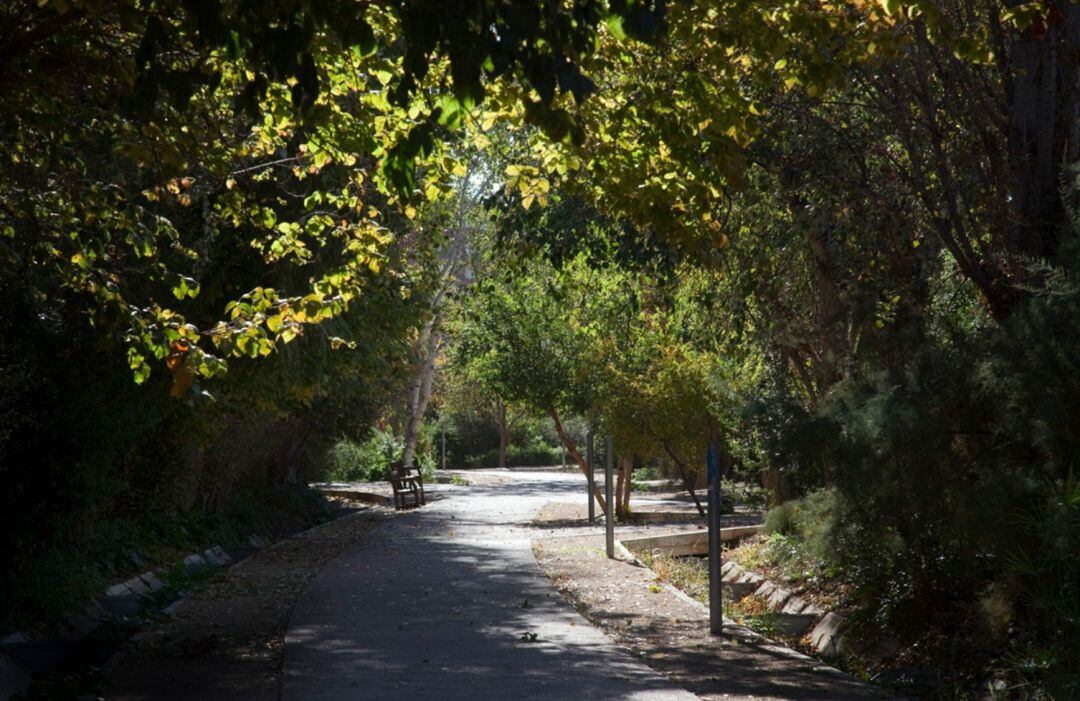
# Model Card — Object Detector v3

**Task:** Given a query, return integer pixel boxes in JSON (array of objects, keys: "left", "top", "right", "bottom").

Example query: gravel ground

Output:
[
  {"left": 105, "top": 504, "right": 394, "bottom": 700},
  {"left": 532, "top": 531, "right": 893, "bottom": 701}
]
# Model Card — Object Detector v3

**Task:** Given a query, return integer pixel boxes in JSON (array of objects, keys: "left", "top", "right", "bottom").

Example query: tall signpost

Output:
[
  {"left": 707, "top": 441, "right": 724, "bottom": 634},
  {"left": 586, "top": 432, "right": 596, "bottom": 524},
  {"left": 604, "top": 436, "right": 615, "bottom": 559}
]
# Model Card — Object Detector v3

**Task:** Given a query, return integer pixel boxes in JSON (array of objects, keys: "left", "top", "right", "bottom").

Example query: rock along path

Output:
[{"left": 282, "top": 471, "right": 697, "bottom": 700}]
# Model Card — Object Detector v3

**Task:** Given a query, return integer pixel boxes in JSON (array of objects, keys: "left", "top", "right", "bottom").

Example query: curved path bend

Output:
[{"left": 283, "top": 471, "right": 696, "bottom": 700}]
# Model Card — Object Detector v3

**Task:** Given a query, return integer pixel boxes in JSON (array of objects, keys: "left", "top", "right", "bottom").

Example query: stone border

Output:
[
  {"left": 611, "top": 537, "right": 866, "bottom": 684},
  {"left": 722, "top": 561, "right": 844, "bottom": 655},
  {"left": 615, "top": 530, "right": 856, "bottom": 667}
]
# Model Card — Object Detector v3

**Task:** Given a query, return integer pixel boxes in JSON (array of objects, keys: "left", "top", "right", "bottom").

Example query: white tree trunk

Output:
[
  {"left": 401, "top": 313, "right": 442, "bottom": 471},
  {"left": 399, "top": 155, "right": 493, "bottom": 472}
]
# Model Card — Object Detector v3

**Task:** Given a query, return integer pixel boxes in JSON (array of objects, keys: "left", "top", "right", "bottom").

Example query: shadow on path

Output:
[{"left": 282, "top": 474, "right": 696, "bottom": 700}]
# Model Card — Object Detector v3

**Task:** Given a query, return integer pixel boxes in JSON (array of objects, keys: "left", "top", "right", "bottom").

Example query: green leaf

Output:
[{"left": 605, "top": 15, "right": 627, "bottom": 41}]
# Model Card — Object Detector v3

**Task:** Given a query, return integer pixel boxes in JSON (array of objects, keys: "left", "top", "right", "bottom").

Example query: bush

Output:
[
  {"left": 739, "top": 245, "right": 1080, "bottom": 694},
  {"left": 416, "top": 451, "right": 437, "bottom": 480},
  {"left": 722, "top": 479, "right": 768, "bottom": 510},
  {"left": 762, "top": 489, "right": 838, "bottom": 569},
  {"left": 1001, "top": 473, "right": 1080, "bottom": 698},
  {"left": 322, "top": 425, "right": 444, "bottom": 482},
  {"left": 463, "top": 443, "right": 561, "bottom": 469},
  {"left": 323, "top": 427, "right": 402, "bottom": 482},
  {"left": 508, "top": 444, "right": 562, "bottom": 466}
]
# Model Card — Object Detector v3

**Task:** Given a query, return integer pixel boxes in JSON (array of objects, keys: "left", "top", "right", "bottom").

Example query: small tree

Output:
[{"left": 455, "top": 256, "right": 634, "bottom": 513}]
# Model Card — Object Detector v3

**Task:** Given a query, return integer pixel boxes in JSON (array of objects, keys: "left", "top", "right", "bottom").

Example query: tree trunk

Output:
[
  {"left": 495, "top": 399, "right": 509, "bottom": 468},
  {"left": 663, "top": 444, "right": 705, "bottom": 517},
  {"left": 548, "top": 408, "right": 608, "bottom": 515},
  {"left": 620, "top": 456, "right": 634, "bottom": 517},
  {"left": 761, "top": 467, "right": 791, "bottom": 506},
  {"left": 805, "top": 214, "right": 849, "bottom": 390},
  {"left": 615, "top": 456, "right": 626, "bottom": 519},
  {"left": 402, "top": 314, "right": 441, "bottom": 471},
  {"left": 284, "top": 429, "right": 310, "bottom": 485},
  {"left": 1006, "top": 3, "right": 1079, "bottom": 267}
]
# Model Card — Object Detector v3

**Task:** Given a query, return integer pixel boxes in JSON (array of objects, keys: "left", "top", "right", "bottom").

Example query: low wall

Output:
[{"left": 618, "top": 525, "right": 762, "bottom": 557}]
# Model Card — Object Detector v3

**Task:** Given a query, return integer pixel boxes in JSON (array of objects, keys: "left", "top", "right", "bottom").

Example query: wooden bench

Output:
[{"left": 388, "top": 460, "right": 426, "bottom": 510}]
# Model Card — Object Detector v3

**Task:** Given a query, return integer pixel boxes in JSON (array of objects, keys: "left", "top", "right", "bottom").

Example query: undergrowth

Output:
[
  {"left": 641, "top": 550, "right": 783, "bottom": 638},
  {"left": 1, "top": 485, "right": 330, "bottom": 633}
]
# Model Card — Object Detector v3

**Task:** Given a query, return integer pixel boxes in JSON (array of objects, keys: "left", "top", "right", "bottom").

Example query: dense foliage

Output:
[{"left": 2, "top": 0, "right": 1078, "bottom": 697}]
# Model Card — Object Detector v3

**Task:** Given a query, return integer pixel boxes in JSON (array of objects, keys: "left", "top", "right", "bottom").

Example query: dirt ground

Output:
[
  {"left": 105, "top": 504, "right": 394, "bottom": 700},
  {"left": 532, "top": 524, "right": 892, "bottom": 700}
]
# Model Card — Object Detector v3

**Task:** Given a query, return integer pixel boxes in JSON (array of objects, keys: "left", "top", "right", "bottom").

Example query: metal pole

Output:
[
  {"left": 707, "top": 441, "right": 724, "bottom": 634},
  {"left": 586, "top": 432, "right": 595, "bottom": 524},
  {"left": 605, "top": 436, "right": 615, "bottom": 559},
  {"left": 440, "top": 431, "right": 446, "bottom": 470}
]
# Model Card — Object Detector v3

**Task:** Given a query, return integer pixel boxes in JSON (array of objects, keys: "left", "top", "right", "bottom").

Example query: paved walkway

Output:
[{"left": 282, "top": 472, "right": 697, "bottom": 700}]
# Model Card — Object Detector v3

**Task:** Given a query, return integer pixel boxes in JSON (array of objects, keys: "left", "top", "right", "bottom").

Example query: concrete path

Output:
[{"left": 282, "top": 471, "right": 697, "bottom": 700}]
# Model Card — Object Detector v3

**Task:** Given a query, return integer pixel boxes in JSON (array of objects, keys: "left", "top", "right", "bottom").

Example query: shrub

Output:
[
  {"left": 508, "top": 444, "right": 562, "bottom": 467},
  {"left": 416, "top": 451, "right": 436, "bottom": 480},
  {"left": 323, "top": 427, "right": 402, "bottom": 482},
  {"left": 759, "top": 490, "right": 840, "bottom": 587},
  {"left": 722, "top": 480, "right": 768, "bottom": 510},
  {"left": 764, "top": 489, "right": 835, "bottom": 550},
  {"left": 763, "top": 500, "right": 796, "bottom": 535},
  {"left": 322, "top": 425, "right": 445, "bottom": 482},
  {"left": 1001, "top": 473, "right": 1080, "bottom": 698},
  {"left": 463, "top": 443, "right": 561, "bottom": 469}
]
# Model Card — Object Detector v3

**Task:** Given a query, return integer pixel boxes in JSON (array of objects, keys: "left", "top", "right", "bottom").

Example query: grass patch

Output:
[
  {"left": 727, "top": 533, "right": 841, "bottom": 609},
  {"left": 639, "top": 550, "right": 709, "bottom": 604},
  {"left": 641, "top": 550, "right": 787, "bottom": 638},
  {"left": 723, "top": 593, "right": 782, "bottom": 638}
]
